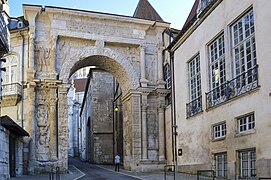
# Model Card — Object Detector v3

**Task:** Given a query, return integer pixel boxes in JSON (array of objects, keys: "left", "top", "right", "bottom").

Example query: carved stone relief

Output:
[
  {"left": 36, "top": 104, "right": 50, "bottom": 161},
  {"left": 35, "top": 47, "right": 51, "bottom": 72}
]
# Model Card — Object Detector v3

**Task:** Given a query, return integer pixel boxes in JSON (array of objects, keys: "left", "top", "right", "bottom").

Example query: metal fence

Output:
[
  {"left": 197, "top": 170, "right": 215, "bottom": 180},
  {"left": 49, "top": 167, "right": 60, "bottom": 180}
]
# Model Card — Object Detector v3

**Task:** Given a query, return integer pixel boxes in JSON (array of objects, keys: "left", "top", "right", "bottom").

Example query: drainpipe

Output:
[
  {"left": 19, "top": 30, "right": 25, "bottom": 128},
  {"left": 169, "top": 50, "right": 178, "bottom": 170},
  {"left": 112, "top": 77, "right": 115, "bottom": 163}
]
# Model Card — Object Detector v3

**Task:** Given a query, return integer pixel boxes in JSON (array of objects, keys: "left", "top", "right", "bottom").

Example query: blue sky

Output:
[{"left": 8, "top": 0, "right": 195, "bottom": 29}]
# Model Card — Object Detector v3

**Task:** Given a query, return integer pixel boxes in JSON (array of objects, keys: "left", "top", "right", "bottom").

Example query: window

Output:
[
  {"left": 215, "top": 153, "right": 227, "bottom": 178},
  {"left": 238, "top": 113, "right": 255, "bottom": 133},
  {"left": 163, "top": 64, "right": 171, "bottom": 89},
  {"left": 3, "top": 56, "right": 17, "bottom": 84},
  {"left": 232, "top": 10, "right": 257, "bottom": 88},
  {"left": 213, "top": 122, "right": 226, "bottom": 139},
  {"left": 207, "top": 10, "right": 258, "bottom": 109},
  {"left": 187, "top": 54, "right": 202, "bottom": 117},
  {"left": 197, "top": 0, "right": 216, "bottom": 14},
  {"left": 239, "top": 150, "right": 256, "bottom": 178},
  {"left": 209, "top": 34, "right": 226, "bottom": 99}
]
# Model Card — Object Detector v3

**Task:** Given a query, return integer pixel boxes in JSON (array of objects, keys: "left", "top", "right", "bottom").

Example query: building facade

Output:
[
  {"left": 0, "top": 1, "right": 30, "bottom": 179},
  {"left": 169, "top": 0, "right": 271, "bottom": 179},
  {"left": 4, "top": 0, "right": 172, "bottom": 174}
]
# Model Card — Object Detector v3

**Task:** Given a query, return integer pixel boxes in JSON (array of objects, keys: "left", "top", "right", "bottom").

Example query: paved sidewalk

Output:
[
  {"left": 10, "top": 160, "right": 207, "bottom": 180},
  {"left": 98, "top": 164, "right": 199, "bottom": 180},
  {"left": 10, "top": 165, "right": 84, "bottom": 180}
]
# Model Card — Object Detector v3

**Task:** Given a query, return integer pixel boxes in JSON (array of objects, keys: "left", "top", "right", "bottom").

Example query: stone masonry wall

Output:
[
  {"left": 90, "top": 71, "right": 114, "bottom": 164},
  {"left": 0, "top": 126, "right": 9, "bottom": 179}
]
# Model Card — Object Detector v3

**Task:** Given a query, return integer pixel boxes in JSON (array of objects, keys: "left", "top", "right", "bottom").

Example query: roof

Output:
[
  {"left": 167, "top": 0, "right": 199, "bottom": 50},
  {"left": 133, "top": 0, "right": 163, "bottom": 22},
  {"left": 182, "top": 0, "right": 199, "bottom": 29},
  {"left": 1, "top": 116, "right": 29, "bottom": 137},
  {"left": 74, "top": 78, "right": 88, "bottom": 92}
]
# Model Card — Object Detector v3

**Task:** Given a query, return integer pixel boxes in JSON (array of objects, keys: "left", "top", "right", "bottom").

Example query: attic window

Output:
[
  {"left": 17, "top": 21, "right": 23, "bottom": 29},
  {"left": 197, "top": 0, "right": 216, "bottom": 16}
]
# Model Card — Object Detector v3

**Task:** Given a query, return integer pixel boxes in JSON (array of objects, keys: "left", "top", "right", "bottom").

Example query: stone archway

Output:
[
  {"left": 21, "top": 4, "right": 171, "bottom": 174},
  {"left": 58, "top": 43, "right": 142, "bottom": 170},
  {"left": 58, "top": 45, "right": 140, "bottom": 95}
]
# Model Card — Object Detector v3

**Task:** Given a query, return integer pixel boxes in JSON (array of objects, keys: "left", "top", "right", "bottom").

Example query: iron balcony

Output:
[{"left": 206, "top": 65, "right": 259, "bottom": 109}]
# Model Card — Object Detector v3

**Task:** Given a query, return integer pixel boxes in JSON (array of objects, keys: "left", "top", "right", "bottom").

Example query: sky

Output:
[{"left": 8, "top": 0, "right": 195, "bottom": 29}]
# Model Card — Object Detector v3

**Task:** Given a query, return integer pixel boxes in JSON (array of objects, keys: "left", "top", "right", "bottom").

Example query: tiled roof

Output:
[{"left": 133, "top": 0, "right": 163, "bottom": 22}]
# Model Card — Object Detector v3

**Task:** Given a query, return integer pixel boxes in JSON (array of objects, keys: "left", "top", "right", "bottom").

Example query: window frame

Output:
[
  {"left": 188, "top": 54, "right": 201, "bottom": 102},
  {"left": 2, "top": 55, "right": 18, "bottom": 85},
  {"left": 186, "top": 54, "right": 202, "bottom": 117},
  {"left": 237, "top": 113, "right": 255, "bottom": 134},
  {"left": 215, "top": 153, "right": 227, "bottom": 178},
  {"left": 212, "top": 121, "right": 226, "bottom": 140},
  {"left": 239, "top": 149, "right": 256, "bottom": 178},
  {"left": 231, "top": 9, "right": 257, "bottom": 85},
  {"left": 163, "top": 63, "right": 171, "bottom": 89},
  {"left": 208, "top": 33, "right": 226, "bottom": 99}
]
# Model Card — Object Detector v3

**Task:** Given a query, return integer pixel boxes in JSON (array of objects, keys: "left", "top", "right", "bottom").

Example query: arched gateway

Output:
[{"left": 20, "top": 1, "right": 171, "bottom": 173}]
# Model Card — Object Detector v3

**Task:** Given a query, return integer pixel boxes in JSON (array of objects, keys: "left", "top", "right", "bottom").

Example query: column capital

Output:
[{"left": 140, "top": 43, "right": 147, "bottom": 49}]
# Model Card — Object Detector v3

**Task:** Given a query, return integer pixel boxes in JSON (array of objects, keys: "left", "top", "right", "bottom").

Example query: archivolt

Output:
[{"left": 59, "top": 46, "right": 140, "bottom": 95}]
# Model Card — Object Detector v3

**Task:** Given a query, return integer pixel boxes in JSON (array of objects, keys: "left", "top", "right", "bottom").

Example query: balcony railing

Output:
[
  {"left": 206, "top": 65, "right": 259, "bottom": 109},
  {"left": 0, "top": 12, "right": 9, "bottom": 53},
  {"left": 2, "top": 83, "right": 22, "bottom": 96},
  {"left": 186, "top": 96, "right": 202, "bottom": 118}
]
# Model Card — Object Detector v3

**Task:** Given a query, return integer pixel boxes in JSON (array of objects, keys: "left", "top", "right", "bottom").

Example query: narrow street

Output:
[{"left": 69, "top": 158, "right": 141, "bottom": 180}]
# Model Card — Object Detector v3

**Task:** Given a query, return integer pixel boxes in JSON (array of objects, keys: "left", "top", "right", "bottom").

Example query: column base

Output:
[{"left": 140, "top": 78, "right": 149, "bottom": 87}]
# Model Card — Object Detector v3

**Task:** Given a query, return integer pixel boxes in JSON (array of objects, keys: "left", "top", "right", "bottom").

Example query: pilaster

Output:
[
  {"left": 57, "top": 83, "right": 70, "bottom": 172},
  {"left": 154, "top": 88, "right": 170, "bottom": 161},
  {"left": 157, "top": 45, "right": 166, "bottom": 88},
  {"left": 140, "top": 45, "right": 149, "bottom": 87},
  {"left": 24, "top": 81, "right": 37, "bottom": 174},
  {"left": 138, "top": 88, "right": 152, "bottom": 161}
]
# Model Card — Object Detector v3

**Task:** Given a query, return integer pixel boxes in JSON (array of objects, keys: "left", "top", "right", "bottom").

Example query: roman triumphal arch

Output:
[{"left": 22, "top": 4, "right": 171, "bottom": 173}]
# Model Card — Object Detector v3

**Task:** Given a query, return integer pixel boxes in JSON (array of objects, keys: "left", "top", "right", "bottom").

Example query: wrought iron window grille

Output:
[
  {"left": 186, "top": 96, "right": 202, "bottom": 118},
  {"left": 206, "top": 65, "right": 259, "bottom": 109}
]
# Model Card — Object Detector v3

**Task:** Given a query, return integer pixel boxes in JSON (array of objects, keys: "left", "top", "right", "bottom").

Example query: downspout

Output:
[
  {"left": 169, "top": 50, "right": 178, "bottom": 168},
  {"left": 19, "top": 31, "right": 25, "bottom": 128},
  {"left": 56, "top": 75, "right": 59, "bottom": 158},
  {"left": 112, "top": 77, "right": 115, "bottom": 163}
]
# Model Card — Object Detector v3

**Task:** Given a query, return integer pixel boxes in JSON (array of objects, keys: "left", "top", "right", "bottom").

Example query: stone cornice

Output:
[
  {"left": 33, "top": 79, "right": 63, "bottom": 89},
  {"left": 153, "top": 88, "right": 171, "bottom": 97}
]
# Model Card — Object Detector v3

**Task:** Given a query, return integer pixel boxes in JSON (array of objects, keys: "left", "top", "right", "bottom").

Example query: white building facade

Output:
[{"left": 169, "top": 0, "right": 271, "bottom": 179}]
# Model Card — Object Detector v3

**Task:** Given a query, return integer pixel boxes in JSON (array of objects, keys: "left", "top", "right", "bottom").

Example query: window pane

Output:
[
  {"left": 232, "top": 10, "right": 257, "bottom": 86},
  {"left": 209, "top": 34, "right": 226, "bottom": 100}
]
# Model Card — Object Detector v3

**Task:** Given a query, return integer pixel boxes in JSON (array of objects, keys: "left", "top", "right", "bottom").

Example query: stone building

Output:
[
  {"left": 168, "top": 0, "right": 271, "bottom": 179},
  {"left": 4, "top": 0, "right": 174, "bottom": 174},
  {"left": 0, "top": 1, "right": 29, "bottom": 179},
  {"left": 80, "top": 69, "right": 115, "bottom": 164},
  {"left": 68, "top": 68, "right": 90, "bottom": 158}
]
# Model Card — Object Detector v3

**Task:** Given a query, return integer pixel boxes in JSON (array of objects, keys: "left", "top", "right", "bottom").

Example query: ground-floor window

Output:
[
  {"left": 239, "top": 149, "right": 256, "bottom": 178},
  {"left": 215, "top": 153, "right": 227, "bottom": 178}
]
